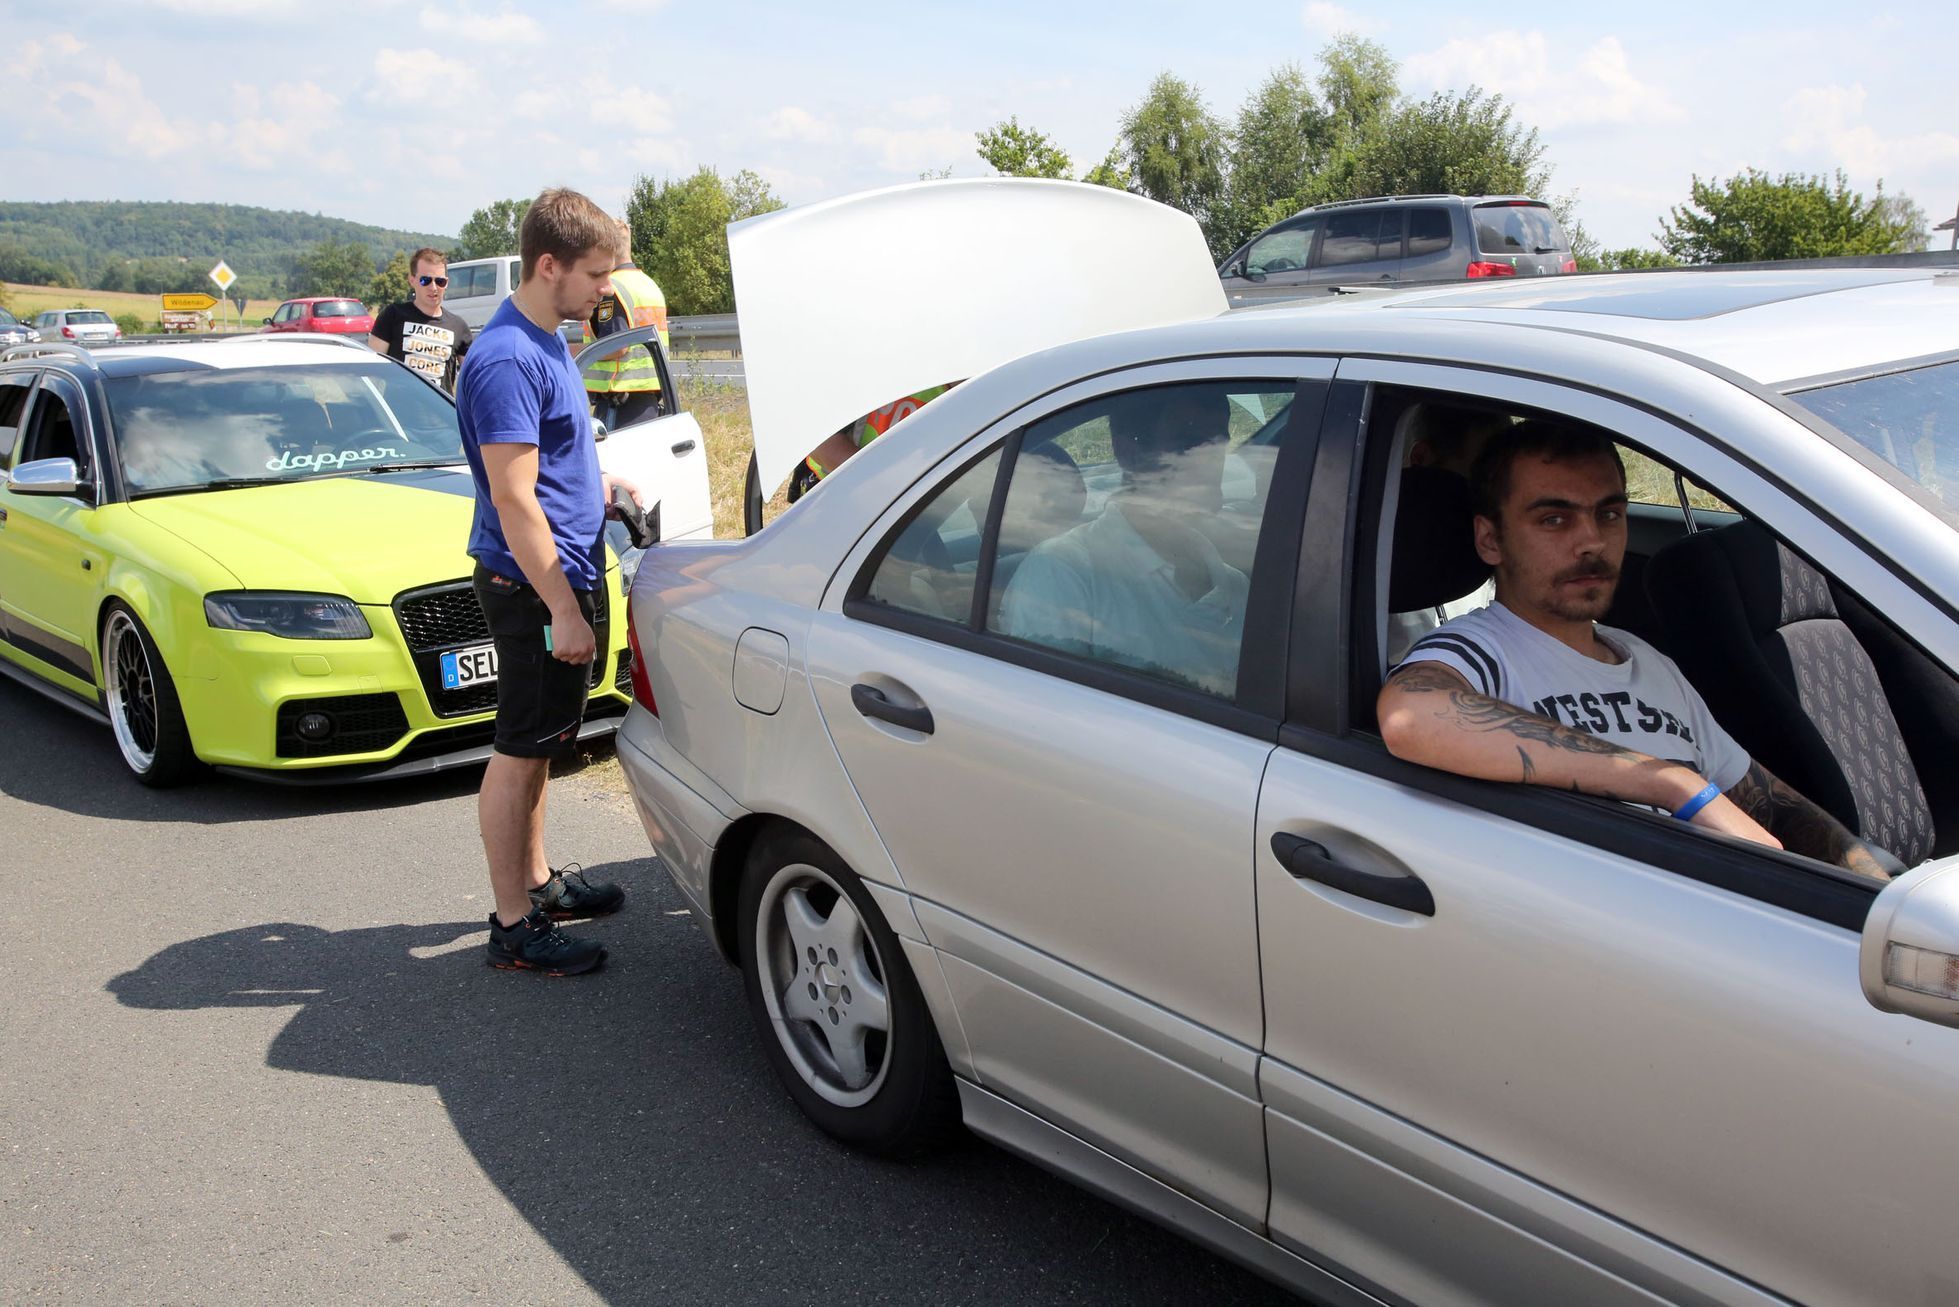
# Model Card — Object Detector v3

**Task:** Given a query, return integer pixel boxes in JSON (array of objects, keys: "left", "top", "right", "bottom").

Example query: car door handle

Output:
[
  {"left": 851, "top": 683, "right": 934, "bottom": 735},
  {"left": 1270, "top": 831, "right": 1434, "bottom": 916},
  {"left": 670, "top": 439, "right": 696, "bottom": 455}
]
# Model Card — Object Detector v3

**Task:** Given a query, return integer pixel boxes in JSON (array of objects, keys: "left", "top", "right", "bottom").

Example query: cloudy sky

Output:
[{"left": 5, "top": 0, "right": 1953, "bottom": 252}]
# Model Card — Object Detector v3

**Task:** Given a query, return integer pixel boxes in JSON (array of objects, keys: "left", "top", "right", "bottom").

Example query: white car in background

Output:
[{"left": 615, "top": 180, "right": 1959, "bottom": 1304}]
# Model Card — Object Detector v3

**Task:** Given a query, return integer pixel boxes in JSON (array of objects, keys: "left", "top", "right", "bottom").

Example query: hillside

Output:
[{"left": 0, "top": 200, "right": 454, "bottom": 300}]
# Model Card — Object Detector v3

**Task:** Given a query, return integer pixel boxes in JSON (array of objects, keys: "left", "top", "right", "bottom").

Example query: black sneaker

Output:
[
  {"left": 529, "top": 864, "right": 626, "bottom": 920},
  {"left": 486, "top": 910, "right": 607, "bottom": 976}
]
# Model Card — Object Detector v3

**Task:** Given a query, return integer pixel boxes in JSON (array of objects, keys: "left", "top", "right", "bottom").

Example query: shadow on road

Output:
[
  {"left": 105, "top": 860, "right": 1296, "bottom": 1305},
  {"left": 0, "top": 673, "right": 611, "bottom": 824}
]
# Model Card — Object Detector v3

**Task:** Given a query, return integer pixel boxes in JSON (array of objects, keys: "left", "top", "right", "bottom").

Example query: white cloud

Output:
[
  {"left": 370, "top": 47, "right": 480, "bottom": 103},
  {"left": 1781, "top": 82, "right": 1959, "bottom": 188},
  {"left": 1403, "top": 32, "right": 1684, "bottom": 129},
  {"left": 890, "top": 94, "right": 951, "bottom": 121},
  {"left": 766, "top": 106, "right": 834, "bottom": 143},
  {"left": 1301, "top": 2, "right": 1373, "bottom": 38},
  {"left": 852, "top": 125, "right": 974, "bottom": 175},
  {"left": 419, "top": 5, "right": 541, "bottom": 45}
]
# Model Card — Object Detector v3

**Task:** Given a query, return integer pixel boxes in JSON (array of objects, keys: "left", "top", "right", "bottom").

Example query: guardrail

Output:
[{"left": 668, "top": 313, "right": 739, "bottom": 354}]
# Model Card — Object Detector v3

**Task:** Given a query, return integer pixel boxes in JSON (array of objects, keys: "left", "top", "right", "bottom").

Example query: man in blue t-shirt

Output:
[{"left": 455, "top": 188, "right": 644, "bottom": 976}]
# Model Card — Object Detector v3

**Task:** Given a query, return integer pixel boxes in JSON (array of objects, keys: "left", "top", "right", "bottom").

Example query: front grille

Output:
[
  {"left": 614, "top": 647, "right": 634, "bottom": 695},
  {"left": 393, "top": 577, "right": 613, "bottom": 717},
  {"left": 395, "top": 583, "right": 488, "bottom": 647},
  {"left": 276, "top": 692, "right": 409, "bottom": 758}
]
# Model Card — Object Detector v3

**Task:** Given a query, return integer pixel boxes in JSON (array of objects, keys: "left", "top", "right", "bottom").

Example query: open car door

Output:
[{"left": 573, "top": 323, "right": 713, "bottom": 542}]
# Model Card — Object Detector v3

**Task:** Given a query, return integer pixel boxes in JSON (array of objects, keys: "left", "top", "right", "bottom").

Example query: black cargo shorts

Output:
[{"left": 472, "top": 564, "right": 596, "bottom": 759}]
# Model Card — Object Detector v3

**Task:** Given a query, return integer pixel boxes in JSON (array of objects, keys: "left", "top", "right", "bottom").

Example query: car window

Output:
[
  {"left": 508, "top": 258, "right": 522, "bottom": 289},
  {"left": 105, "top": 362, "right": 464, "bottom": 494},
  {"left": 1789, "top": 360, "right": 1959, "bottom": 506},
  {"left": 1407, "top": 208, "right": 1452, "bottom": 257},
  {"left": 1245, "top": 219, "right": 1316, "bottom": 276},
  {"left": 860, "top": 449, "right": 1003, "bottom": 622},
  {"left": 0, "top": 308, "right": 19, "bottom": 326},
  {"left": 68, "top": 310, "right": 113, "bottom": 325},
  {"left": 986, "top": 381, "right": 1296, "bottom": 700},
  {"left": 0, "top": 373, "right": 35, "bottom": 464},
  {"left": 315, "top": 300, "right": 364, "bottom": 318},
  {"left": 16, "top": 379, "right": 87, "bottom": 475},
  {"left": 1620, "top": 445, "right": 1732, "bottom": 513},
  {"left": 447, "top": 265, "right": 482, "bottom": 297},
  {"left": 1473, "top": 203, "right": 1566, "bottom": 255},
  {"left": 1316, "top": 209, "right": 1395, "bottom": 268}
]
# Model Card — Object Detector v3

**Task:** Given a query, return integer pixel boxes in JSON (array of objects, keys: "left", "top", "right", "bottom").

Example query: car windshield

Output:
[
  {"left": 69, "top": 310, "right": 114, "bottom": 325},
  {"left": 313, "top": 300, "right": 365, "bottom": 318},
  {"left": 0, "top": 308, "right": 18, "bottom": 325},
  {"left": 1473, "top": 203, "right": 1566, "bottom": 255},
  {"left": 105, "top": 362, "right": 464, "bottom": 494},
  {"left": 1788, "top": 359, "right": 1959, "bottom": 510}
]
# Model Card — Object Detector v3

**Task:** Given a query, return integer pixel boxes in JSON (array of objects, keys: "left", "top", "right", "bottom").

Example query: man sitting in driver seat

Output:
[
  {"left": 1375, "top": 419, "right": 1896, "bottom": 881},
  {"left": 999, "top": 386, "right": 1247, "bottom": 696}
]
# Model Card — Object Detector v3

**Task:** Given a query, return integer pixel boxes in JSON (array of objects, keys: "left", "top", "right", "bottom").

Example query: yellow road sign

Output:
[
  {"left": 161, "top": 293, "right": 218, "bottom": 312},
  {"left": 209, "top": 260, "right": 236, "bottom": 292}
]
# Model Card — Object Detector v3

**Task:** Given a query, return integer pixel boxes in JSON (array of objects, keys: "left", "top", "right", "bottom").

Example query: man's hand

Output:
[
  {"left": 601, "top": 471, "right": 644, "bottom": 514},
  {"left": 1725, "top": 760, "right": 1894, "bottom": 880},
  {"left": 548, "top": 600, "right": 597, "bottom": 666}
]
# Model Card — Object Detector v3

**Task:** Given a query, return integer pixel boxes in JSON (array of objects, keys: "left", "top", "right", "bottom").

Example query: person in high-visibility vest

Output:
[
  {"left": 788, "top": 383, "right": 956, "bottom": 503},
  {"left": 581, "top": 220, "right": 670, "bottom": 431}
]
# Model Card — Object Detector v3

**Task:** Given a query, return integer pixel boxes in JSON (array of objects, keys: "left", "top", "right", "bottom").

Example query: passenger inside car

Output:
[
  {"left": 998, "top": 385, "right": 1249, "bottom": 695},
  {"left": 1375, "top": 418, "right": 1900, "bottom": 880}
]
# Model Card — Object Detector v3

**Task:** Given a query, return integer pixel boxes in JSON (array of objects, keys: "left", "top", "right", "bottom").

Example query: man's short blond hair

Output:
[
  {"left": 613, "top": 219, "right": 635, "bottom": 265},
  {"left": 519, "top": 188, "right": 614, "bottom": 279}
]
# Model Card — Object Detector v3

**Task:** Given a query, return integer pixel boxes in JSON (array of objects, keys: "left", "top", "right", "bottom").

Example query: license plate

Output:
[{"left": 441, "top": 643, "right": 498, "bottom": 689}]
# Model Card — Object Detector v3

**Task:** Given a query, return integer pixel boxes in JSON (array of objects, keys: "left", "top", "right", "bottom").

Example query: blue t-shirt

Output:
[{"left": 454, "top": 298, "right": 603, "bottom": 590}]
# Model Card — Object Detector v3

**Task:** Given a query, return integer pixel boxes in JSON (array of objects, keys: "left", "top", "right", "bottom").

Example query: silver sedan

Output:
[{"left": 617, "top": 182, "right": 1959, "bottom": 1305}]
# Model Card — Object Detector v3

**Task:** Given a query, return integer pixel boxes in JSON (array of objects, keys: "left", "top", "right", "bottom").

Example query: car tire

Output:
[
  {"left": 101, "top": 603, "right": 200, "bottom": 788},
  {"left": 738, "top": 826, "right": 961, "bottom": 1157}
]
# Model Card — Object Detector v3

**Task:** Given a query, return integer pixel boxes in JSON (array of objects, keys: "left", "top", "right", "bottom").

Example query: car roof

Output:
[
  {"left": 1240, "top": 268, "right": 1959, "bottom": 387},
  {"left": 74, "top": 341, "right": 388, "bottom": 377}
]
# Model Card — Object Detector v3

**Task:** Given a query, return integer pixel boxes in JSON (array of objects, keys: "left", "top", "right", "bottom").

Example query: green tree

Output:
[
  {"left": 1658, "top": 170, "right": 1923, "bottom": 263},
  {"left": 1596, "top": 247, "right": 1680, "bottom": 271},
  {"left": 1118, "top": 72, "right": 1230, "bottom": 256},
  {"left": 294, "top": 239, "right": 377, "bottom": 297},
  {"left": 975, "top": 117, "right": 1072, "bottom": 179},
  {"left": 1316, "top": 35, "right": 1399, "bottom": 151},
  {"left": 625, "top": 167, "right": 785, "bottom": 315},
  {"left": 1080, "top": 148, "right": 1130, "bottom": 190},
  {"left": 367, "top": 249, "right": 413, "bottom": 308},
  {"left": 453, "top": 198, "right": 529, "bottom": 260},
  {"left": 1220, "top": 64, "right": 1334, "bottom": 250},
  {"left": 1327, "top": 87, "right": 1545, "bottom": 203}
]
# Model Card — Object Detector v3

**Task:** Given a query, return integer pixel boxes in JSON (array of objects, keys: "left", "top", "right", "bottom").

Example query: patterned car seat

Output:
[{"left": 1646, "top": 520, "right": 1938, "bottom": 865}]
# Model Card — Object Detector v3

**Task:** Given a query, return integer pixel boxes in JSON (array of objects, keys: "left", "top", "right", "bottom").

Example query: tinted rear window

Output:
[
  {"left": 1788, "top": 360, "right": 1959, "bottom": 508},
  {"left": 69, "top": 311, "right": 113, "bottom": 324},
  {"left": 1474, "top": 204, "right": 1566, "bottom": 255},
  {"left": 313, "top": 301, "right": 365, "bottom": 318}
]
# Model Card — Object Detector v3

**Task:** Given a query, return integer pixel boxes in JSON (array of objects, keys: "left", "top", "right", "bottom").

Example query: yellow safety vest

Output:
[{"left": 581, "top": 264, "right": 669, "bottom": 393}]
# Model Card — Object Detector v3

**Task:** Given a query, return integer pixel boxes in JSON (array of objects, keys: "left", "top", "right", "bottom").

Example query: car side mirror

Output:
[
  {"left": 591, "top": 417, "right": 608, "bottom": 442},
  {"left": 261, "top": 317, "right": 272, "bottom": 325},
  {"left": 7, "top": 457, "right": 93, "bottom": 501},
  {"left": 1861, "top": 860, "right": 1959, "bottom": 1028}
]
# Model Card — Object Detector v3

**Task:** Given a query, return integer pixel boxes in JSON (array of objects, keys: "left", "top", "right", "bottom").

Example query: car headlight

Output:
[{"left": 204, "top": 592, "right": 373, "bottom": 639}]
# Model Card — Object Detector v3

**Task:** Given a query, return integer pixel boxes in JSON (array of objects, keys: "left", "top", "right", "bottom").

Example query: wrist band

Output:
[{"left": 1673, "top": 782, "right": 1722, "bottom": 822}]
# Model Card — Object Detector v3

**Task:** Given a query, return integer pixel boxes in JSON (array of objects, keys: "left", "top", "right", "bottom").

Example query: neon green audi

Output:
[{"left": 0, "top": 338, "right": 654, "bottom": 786}]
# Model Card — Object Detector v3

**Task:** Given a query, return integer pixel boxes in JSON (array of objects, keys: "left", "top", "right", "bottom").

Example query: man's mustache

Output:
[{"left": 1555, "top": 561, "right": 1618, "bottom": 584}]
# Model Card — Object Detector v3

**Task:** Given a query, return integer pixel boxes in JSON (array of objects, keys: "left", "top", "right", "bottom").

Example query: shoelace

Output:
[{"left": 551, "top": 864, "right": 591, "bottom": 895}]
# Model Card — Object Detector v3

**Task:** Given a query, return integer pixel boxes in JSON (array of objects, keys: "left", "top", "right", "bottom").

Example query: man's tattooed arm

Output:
[
  {"left": 1380, "top": 662, "right": 1692, "bottom": 802},
  {"left": 1725, "top": 760, "right": 1892, "bottom": 880}
]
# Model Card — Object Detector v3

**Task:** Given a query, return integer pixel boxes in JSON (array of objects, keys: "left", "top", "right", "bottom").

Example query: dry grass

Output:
[
  {"left": 4, "top": 280, "right": 285, "bottom": 331},
  {"left": 678, "top": 371, "right": 786, "bottom": 538},
  {"left": 1622, "top": 447, "right": 1733, "bottom": 513}
]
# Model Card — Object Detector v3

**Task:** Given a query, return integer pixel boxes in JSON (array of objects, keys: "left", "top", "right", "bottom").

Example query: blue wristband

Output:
[{"left": 1673, "top": 782, "right": 1722, "bottom": 822}]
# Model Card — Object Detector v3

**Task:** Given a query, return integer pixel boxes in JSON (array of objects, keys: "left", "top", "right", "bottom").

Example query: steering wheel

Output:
[{"left": 1262, "top": 257, "right": 1299, "bottom": 272}]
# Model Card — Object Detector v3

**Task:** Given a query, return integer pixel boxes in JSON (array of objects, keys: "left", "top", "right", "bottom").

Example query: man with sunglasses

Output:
[{"left": 369, "top": 246, "right": 473, "bottom": 392}]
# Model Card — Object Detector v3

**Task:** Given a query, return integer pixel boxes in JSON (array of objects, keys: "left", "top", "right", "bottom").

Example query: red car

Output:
[{"left": 261, "top": 297, "right": 374, "bottom": 335}]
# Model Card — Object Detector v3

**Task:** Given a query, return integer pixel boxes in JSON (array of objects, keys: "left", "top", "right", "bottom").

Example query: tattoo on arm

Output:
[
  {"left": 1727, "top": 760, "right": 1883, "bottom": 875},
  {"left": 1385, "top": 662, "right": 1669, "bottom": 798}
]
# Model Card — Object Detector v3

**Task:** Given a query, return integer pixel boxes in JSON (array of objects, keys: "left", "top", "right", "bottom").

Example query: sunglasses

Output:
[{"left": 417, "top": 275, "right": 449, "bottom": 288}]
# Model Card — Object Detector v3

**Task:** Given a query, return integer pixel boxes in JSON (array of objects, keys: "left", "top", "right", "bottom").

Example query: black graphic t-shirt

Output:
[
  {"left": 372, "top": 302, "right": 473, "bottom": 391},
  {"left": 1404, "top": 601, "right": 1751, "bottom": 790}
]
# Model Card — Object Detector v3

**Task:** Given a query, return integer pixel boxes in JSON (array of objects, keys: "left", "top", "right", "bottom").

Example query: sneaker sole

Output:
[
  {"left": 534, "top": 903, "right": 625, "bottom": 921},
  {"left": 487, "top": 949, "right": 608, "bottom": 977}
]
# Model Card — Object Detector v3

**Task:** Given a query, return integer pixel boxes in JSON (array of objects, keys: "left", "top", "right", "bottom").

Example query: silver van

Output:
[
  {"left": 1219, "top": 194, "right": 1574, "bottom": 305},
  {"left": 442, "top": 255, "right": 522, "bottom": 330}
]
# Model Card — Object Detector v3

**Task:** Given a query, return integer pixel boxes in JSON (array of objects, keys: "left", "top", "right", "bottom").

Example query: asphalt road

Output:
[{"left": 0, "top": 677, "right": 1300, "bottom": 1306}]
